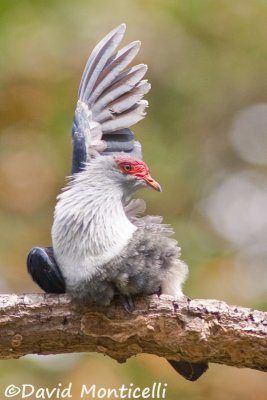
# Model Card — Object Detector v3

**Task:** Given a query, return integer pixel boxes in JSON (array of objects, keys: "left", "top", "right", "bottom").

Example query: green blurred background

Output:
[{"left": 0, "top": 0, "right": 267, "bottom": 398}]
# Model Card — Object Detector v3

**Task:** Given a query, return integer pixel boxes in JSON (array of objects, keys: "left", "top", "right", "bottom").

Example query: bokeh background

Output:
[{"left": 0, "top": 1, "right": 267, "bottom": 399}]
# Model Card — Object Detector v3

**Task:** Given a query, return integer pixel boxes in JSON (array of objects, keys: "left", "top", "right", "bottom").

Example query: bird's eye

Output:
[{"left": 123, "top": 164, "right": 132, "bottom": 172}]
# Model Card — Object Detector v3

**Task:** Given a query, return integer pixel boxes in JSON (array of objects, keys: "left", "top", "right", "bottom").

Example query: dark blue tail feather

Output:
[{"left": 27, "top": 247, "right": 66, "bottom": 294}]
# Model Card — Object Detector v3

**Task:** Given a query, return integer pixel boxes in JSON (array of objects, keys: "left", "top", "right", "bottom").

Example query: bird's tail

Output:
[{"left": 167, "top": 360, "right": 209, "bottom": 381}]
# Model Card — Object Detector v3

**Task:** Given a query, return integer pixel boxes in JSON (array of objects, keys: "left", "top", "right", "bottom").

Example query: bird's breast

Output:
[{"left": 51, "top": 199, "right": 136, "bottom": 286}]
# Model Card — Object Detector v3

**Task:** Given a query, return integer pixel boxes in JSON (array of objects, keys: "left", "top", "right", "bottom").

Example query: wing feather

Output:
[
  {"left": 101, "top": 100, "right": 148, "bottom": 132},
  {"left": 79, "top": 24, "right": 126, "bottom": 101},
  {"left": 72, "top": 24, "right": 150, "bottom": 174},
  {"left": 92, "top": 64, "right": 148, "bottom": 115},
  {"left": 108, "top": 80, "right": 151, "bottom": 114},
  {"left": 88, "top": 41, "right": 141, "bottom": 105}
]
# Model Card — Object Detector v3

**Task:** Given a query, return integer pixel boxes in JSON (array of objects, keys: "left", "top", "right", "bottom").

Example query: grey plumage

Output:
[
  {"left": 68, "top": 225, "right": 187, "bottom": 306},
  {"left": 52, "top": 156, "right": 187, "bottom": 303},
  {"left": 28, "top": 24, "right": 208, "bottom": 381},
  {"left": 55, "top": 157, "right": 187, "bottom": 304}
]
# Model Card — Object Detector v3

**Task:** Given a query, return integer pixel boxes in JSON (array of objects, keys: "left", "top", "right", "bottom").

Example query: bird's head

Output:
[{"left": 112, "top": 154, "right": 161, "bottom": 193}]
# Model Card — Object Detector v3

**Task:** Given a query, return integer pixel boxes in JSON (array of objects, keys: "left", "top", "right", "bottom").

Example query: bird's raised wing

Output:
[{"left": 72, "top": 24, "right": 150, "bottom": 174}]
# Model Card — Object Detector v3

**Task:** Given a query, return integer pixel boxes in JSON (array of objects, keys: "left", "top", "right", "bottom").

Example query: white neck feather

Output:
[{"left": 51, "top": 166, "right": 136, "bottom": 284}]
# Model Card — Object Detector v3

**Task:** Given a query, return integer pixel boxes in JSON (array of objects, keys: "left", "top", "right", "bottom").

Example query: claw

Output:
[
  {"left": 120, "top": 294, "right": 134, "bottom": 313},
  {"left": 156, "top": 286, "right": 162, "bottom": 297}
]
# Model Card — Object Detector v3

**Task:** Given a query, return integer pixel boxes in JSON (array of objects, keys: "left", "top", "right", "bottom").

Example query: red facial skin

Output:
[{"left": 113, "top": 155, "right": 162, "bottom": 192}]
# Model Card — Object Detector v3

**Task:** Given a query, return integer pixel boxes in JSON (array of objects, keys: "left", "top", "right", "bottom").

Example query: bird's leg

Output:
[
  {"left": 119, "top": 294, "right": 134, "bottom": 313},
  {"left": 119, "top": 285, "right": 162, "bottom": 313}
]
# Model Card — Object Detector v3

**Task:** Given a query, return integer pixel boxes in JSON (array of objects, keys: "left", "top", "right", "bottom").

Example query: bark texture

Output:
[{"left": 0, "top": 293, "right": 266, "bottom": 372}]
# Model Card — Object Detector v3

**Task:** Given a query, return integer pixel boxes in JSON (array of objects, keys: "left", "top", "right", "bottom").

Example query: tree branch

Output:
[{"left": 0, "top": 293, "right": 266, "bottom": 372}]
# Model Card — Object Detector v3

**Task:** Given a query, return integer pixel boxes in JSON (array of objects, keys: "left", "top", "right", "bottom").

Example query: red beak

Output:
[{"left": 143, "top": 173, "right": 162, "bottom": 192}]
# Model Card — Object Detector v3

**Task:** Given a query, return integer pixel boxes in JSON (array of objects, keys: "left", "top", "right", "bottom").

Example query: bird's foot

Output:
[{"left": 120, "top": 294, "right": 134, "bottom": 313}]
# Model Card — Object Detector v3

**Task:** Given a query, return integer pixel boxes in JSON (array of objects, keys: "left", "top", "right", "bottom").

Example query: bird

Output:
[{"left": 27, "top": 24, "right": 208, "bottom": 381}]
